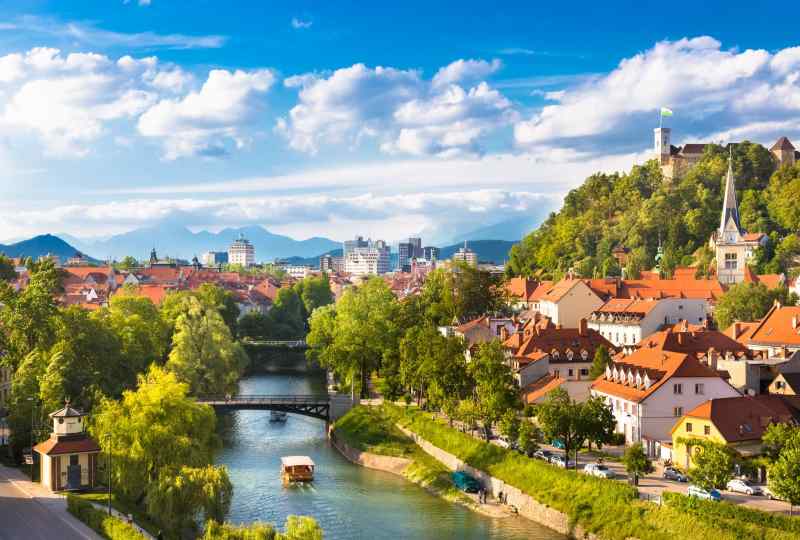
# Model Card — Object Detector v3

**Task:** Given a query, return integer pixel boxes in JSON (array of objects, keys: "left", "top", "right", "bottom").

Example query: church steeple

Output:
[{"left": 719, "top": 146, "right": 742, "bottom": 237}]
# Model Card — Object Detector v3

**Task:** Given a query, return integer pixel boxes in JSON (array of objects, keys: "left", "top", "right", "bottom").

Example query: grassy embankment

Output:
[
  {"left": 66, "top": 494, "right": 148, "bottom": 540},
  {"left": 339, "top": 403, "right": 799, "bottom": 540},
  {"left": 74, "top": 492, "right": 161, "bottom": 537},
  {"left": 332, "top": 405, "right": 474, "bottom": 508}
]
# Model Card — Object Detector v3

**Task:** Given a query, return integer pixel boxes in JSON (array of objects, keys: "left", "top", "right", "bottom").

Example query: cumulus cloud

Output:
[
  {"left": 137, "top": 68, "right": 275, "bottom": 159},
  {"left": 0, "top": 47, "right": 164, "bottom": 155},
  {"left": 514, "top": 36, "right": 800, "bottom": 152},
  {"left": 278, "top": 59, "right": 513, "bottom": 156}
]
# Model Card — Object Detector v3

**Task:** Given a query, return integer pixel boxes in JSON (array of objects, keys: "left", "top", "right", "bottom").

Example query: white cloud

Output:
[
  {"left": 291, "top": 17, "right": 313, "bottom": 29},
  {"left": 0, "top": 47, "right": 166, "bottom": 156},
  {"left": 137, "top": 68, "right": 275, "bottom": 159},
  {"left": 278, "top": 59, "right": 513, "bottom": 156},
  {"left": 513, "top": 36, "right": 800, "bottom": 151}
]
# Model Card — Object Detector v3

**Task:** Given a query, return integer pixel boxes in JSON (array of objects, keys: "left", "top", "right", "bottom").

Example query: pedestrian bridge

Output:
[
  {"left": 241, "top": 339, "right": 307, "bottom": 348},
  {"left": 196, "top": 394, "right": 355, "bottom": 422}
]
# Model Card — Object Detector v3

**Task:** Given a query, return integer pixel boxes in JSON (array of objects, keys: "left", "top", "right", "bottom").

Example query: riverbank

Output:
[
  {"left": 382, "top": 403, "right": 800, "bottom": 540},
  {"left": 331, "top": 405, "right": 513, "bottom": 519}
]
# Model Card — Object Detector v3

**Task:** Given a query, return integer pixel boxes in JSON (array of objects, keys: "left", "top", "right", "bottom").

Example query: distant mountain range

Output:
[
  {"left": 0, "top": 234, "right": 98, "bottom": 264},
  {"left": 64, "top": 224, "right": 341, "bottom": 262},
  {"left": 1, "top": 225, "right": 519, "bottom": 267}
]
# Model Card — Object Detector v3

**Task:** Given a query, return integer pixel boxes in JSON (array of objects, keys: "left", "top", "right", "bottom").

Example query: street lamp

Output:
[
  {"left": 103, "top": 433, "right": 113, "bottom": 516},
  {"left": 26, "top": 397, "right": 35, "bottom": 480}
]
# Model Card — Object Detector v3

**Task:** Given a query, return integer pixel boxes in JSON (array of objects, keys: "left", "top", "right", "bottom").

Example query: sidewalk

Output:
[{"left": 0, "top": 464, "right": 102, "bottom": 540}]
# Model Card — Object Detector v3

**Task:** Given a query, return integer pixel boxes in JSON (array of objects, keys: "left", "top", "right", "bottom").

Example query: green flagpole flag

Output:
[{"left": 660, "top": 107, "right": 673, "bottom": 117}]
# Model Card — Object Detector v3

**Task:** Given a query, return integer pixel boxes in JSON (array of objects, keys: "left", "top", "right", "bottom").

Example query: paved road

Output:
[{"left": 0, "top": 465, "right": 101, "bottom": 540}]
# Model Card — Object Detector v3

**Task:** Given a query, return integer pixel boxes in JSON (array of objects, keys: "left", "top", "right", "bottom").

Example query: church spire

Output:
[{"left": 719, "top": 145, "right": 742, "bottom": 236}]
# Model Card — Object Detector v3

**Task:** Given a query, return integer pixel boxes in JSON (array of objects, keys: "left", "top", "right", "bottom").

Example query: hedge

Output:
[{"left": 66, "top": 495, "right": 148, "bottom": 540}]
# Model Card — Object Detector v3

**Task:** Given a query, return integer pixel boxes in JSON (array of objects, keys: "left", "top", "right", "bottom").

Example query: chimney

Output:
[
  {"left": 578, "top": 318, "right": 588, "bottom": 336},
  {"left": 677, "top": 333, "right": 685, "bottom": 346}
]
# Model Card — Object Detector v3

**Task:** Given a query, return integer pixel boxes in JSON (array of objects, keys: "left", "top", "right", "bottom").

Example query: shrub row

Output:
[
  {"left": 663, "top": 491, "right": 800, "bottom": 534},
  {"left": 66, "top": 495, "right": 147, "bottom": 540}
]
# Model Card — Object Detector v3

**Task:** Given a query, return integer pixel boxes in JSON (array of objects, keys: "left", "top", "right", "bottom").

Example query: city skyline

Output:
[{"left": 2, "top": 1, "right": 800, "bottom": 243}]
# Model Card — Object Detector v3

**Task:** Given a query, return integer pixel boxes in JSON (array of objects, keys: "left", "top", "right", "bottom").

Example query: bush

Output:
[
  {"left": 66, "top": 495, "right": 146, "bottom": 540},
  {"left": 663, "top": 491, "right": 800, "bottom": 535},
  {"left": 608, "top": 432, "right": 626, "bottom": 446}
]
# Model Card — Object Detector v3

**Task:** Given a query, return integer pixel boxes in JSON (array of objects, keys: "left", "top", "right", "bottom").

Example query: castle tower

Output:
[
  {"left": 654, "top": 127, "right": 671, "bottom": 164},
  {"left": 719, "top": 149, "right": 742, "bottom": 243},
  {"left": 770, "top": 136, "right": 796, "bottom": 168}
]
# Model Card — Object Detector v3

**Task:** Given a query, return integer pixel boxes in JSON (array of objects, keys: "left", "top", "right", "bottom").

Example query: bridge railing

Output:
[{"left": 197, "top": 394, "right": 329, "bottom": 403}]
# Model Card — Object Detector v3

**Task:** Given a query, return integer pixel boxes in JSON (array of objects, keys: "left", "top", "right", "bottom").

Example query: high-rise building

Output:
[
  {"left": 423, "top": 246, "right": 440, "bottom": 261},
  {"left": 201, "top": 251, "right": 228, "bottom": 267},
  {"left": 343, "top": 236, "right": 368, "bottom": 256},
  {"left": 408, "top": 237, "right": 423, "bottom": 258},
  {"left": 452, "top": 241, "right": 478, "bottom": 267},
  {"left": 344, "top": 238, "right": 390, "bottom": 276},
  {"left": 320, "top": 254, "right": 344, "bottom": 273},
  {"left": 228, "top": 234, "right": 256, "bottom": 266},
  {"left": 398, "top": 242, "right": 413, "bottom": 271}
]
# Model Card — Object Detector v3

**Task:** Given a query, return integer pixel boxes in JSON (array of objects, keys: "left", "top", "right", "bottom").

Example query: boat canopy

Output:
[{"left": 281, "top": 456, "right": 315, "bottom": 468}]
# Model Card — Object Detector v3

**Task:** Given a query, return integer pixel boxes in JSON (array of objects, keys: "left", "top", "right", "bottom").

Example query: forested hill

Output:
[{"left": 507, "top": 142, "right": 800, "bottom": 280}]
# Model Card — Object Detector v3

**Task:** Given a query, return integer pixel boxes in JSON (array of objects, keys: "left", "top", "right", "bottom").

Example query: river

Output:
[{"left": 215, "top": 368, "right": 564, "bottom": 540}]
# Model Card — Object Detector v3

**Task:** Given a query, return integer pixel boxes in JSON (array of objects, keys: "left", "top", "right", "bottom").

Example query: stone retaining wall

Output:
[
  {"left": 397, "top": 425, "right": 599, "bottom": 540},
  {"left": 329, "top": 429, "right": 411, "bottom": 476}
]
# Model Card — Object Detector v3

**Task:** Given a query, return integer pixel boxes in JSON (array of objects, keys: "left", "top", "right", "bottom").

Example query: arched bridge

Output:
[{"left": 197, "top": 394, "right": 355, "bottom": 422}]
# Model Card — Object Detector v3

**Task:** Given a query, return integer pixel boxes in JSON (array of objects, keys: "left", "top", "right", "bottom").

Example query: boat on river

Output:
[
  {"left": 281, "top": 455, "right": 315, "bottom": 485},
  {"left": 270, "top": 410, "right": 288, "bottom": 422}
]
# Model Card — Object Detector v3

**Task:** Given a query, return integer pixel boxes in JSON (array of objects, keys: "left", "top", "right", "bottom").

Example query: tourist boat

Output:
[
  {"left": 281, "top": 456, "right": 315, "bottom": 484},
  {"left": 270, "top": 410, "right": 288, "bottom": 422}
]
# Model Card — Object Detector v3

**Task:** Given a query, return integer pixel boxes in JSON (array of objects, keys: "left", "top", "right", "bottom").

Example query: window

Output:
[
  {"left": 695, "top": 383, "right": 704, "bottom": 395},
  {"left": 673, "top": 407, "right": 683, "bottom": 417},
  {"left": 673, "top": 383, "right": 683, "bottom": 395},
  {"left": 724, "top": 252, "right": 737, "bottom": 270},
  {"left": 686, "top": 422, "right": 693, "bottom": 433},
  {"left": 704, "top": 425, "right": 711, "bottom": 436},
  {"left": 580, "top": 368, "right": 589, "bottom": 376},
  {"left": 568, "top": 369, "right": 574, "bottom": 377}
]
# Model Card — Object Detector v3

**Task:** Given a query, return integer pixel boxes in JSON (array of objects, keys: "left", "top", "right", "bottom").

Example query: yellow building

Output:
[{"left": 670, "top": 395, "right": 800, "bottom": 470}]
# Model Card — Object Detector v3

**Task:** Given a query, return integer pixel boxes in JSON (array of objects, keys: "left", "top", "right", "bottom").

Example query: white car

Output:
[
  {"left": 726, "top": 478, "right": 762, "bottom": 496},
  {"left": 763, "top": 486, "right": 785, "bottom": 501},
  {"left": 583, "top": 463, "right": 616, "bottom": 479}
]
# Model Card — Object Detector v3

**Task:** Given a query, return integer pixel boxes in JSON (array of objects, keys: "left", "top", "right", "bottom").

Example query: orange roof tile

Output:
[
  {"left": 677, "top": 395, "right": 800, "bottom": 442},
  {"left": 746, "top": 305, "right": 800, "bottom": 347},
  {"left": 522, "top": 374, "right": 566, "bottom": 404}
]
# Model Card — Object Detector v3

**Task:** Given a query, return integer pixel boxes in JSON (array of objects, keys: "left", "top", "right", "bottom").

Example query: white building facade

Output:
[
  {"left": 344, "top": 240, "right": 390, "bottom": 276},
  {"left": 228, "top": 236, "right": 256, "bottom": 267}
]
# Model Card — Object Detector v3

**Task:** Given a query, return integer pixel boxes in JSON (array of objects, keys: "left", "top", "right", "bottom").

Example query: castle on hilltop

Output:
[{"left": 654, "top": 127, "right": 798, "bottom": 181}]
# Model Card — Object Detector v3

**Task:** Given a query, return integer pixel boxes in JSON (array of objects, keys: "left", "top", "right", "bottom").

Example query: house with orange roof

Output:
[
  {"left": 590, "top": 348, "right": 740, "bottom": 455},
  {"left": 536, "top": 279, "right": 604, "bottom": 329},
  {"left": 507, "top": 318, "right": 615, "bottom": 402},
  {"left": 505, "top": 277, "right": 542, "bottom": 310},
  {"left": 449, "top": 315, "right": 518, "bottom": 361},
  {"left": 726, "top": 303, "right": 800, "bottom": 358},
  {"left": 588, "top": 297, "right": 710, "bottom": 347},
  {"left": 670, "top": 395, "right": 800, "bottom": 473}
]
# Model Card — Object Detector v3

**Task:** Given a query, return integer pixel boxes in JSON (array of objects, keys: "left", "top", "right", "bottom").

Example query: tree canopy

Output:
[{"left": 713, "top": 283, "right": 797, "bottom": 329}]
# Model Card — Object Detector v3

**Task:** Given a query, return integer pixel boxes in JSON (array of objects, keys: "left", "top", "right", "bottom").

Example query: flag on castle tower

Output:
[{"left": 660, "top": 107, "right": 673, "bottom": 117}]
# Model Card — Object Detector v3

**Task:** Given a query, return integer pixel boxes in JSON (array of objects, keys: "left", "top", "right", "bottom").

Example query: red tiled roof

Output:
[
  {"left": 594, "top": 298, "right": 660, "bottom": 316},
  {"left": 34, "top": 435, "right": 101, "bottom": 456},
  {"left": 771, "top": 136, "right": 796, "bottom": 151},
  {"left": 522, "top": 374, "right": 566, "bottom": 404},
  {"left": 637, "top": 327, "right": 749, "bottom": 357},
  {"left": 505, "top": 277, "right": 540, "bottom": 302},
  {"left": 746, "top": 305, "right": 800, "bottom": 347},
  {"left": 508, "top": 322, "right": 614, "bottom": 364},
  {"left": 678, "top": 395, "right": 800, "bottom": 443}
]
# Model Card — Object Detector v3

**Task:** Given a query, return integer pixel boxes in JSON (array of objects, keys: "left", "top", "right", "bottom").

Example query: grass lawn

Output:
[
  {"left": 333, "top": 405, "right": 473, "bottom": 506},
  {"left": 74, "top": 491, "right": 161, "bottom": 537},
  {"left": 374, "top": 403, "right": 799, "bottom": 540}
]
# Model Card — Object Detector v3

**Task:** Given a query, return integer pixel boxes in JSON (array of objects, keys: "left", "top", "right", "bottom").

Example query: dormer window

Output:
[
  {"left": 566, "top": 350, "right": 574, "bottom": 361},
  {"left": 581, "top": 350, "right": 589, "bottom": 360},
  {"left": 605, "top": 365, "right": 612, "bottom": 379}
]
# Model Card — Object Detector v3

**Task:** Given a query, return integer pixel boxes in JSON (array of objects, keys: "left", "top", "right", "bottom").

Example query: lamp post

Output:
[
  {"left": 103, "top": 433, "right": 112, "bottom": 516},
  {"left": 26, "top": 397, "right": 35, "bottom": 480}
]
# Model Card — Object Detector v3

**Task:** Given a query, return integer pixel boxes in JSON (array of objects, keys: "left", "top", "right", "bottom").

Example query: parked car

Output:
[
  {"left": 451, "top": 471, "right": 480, "bottom": 493},
  {"left": 763, "top": 486, "right": 785, "bottom": 501},
  {"left": 663, "top": 467, "right": 688, "bottom": 482},
  {"left": 687, "top": 484, "right": 722, "bottom": 502},
  {"left": 533, "top": 449, "right": 553, "bottom": 462},
  {"left": 584, "top": 463, "right": 616, "bottom": 479},
  {"left": 726, "top": 478, "right": 762, "bottom": 496},
  {"left": 549, "top": 454, "right": 572, "bottom": 468},
  {"left": 493, "top": 438, "right": 510, "bottom": 449}
]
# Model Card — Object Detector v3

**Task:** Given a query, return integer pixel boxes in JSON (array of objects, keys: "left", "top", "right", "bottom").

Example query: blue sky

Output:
[{"left": 1, "top": 0, "right": 799, "bottom": 244}]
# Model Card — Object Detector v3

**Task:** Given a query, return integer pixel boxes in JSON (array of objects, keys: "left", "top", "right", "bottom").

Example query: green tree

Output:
[
  {"left": 91, "top": 365, "right": 221, "bottom": 503},
  {"left": 714, "top": 282, "right": 796, "bottom": 329},
  {"left": 517, "top": 420, "right": 541, "bottom": 456},
  {"left": 452, "top": 263, "right": 506, "bottom": 320},
  {"left": 97, "top": 293, "right": 169, "bottom": 374},
  {"left": 166, "top": 296, "right": 249, "bottom": 395},
  {"left": 293, "top": 274, "right": 334, "bottom": 322},
  {"left": 267, "top": 288, "right": 306, "bottom": 339},
  {"left": 768, "top": 446, "right": 800, "bottom": 508},
  {"left": 498, "top": 409, "right": 520, "bottom": 444},
  {"left": 196, "top": 283, "right": 241, "bottom": 338},
  {"left": 238, "top": 312, "right": 271, "bottom": 341},
  {"left": 116, "top": 256, "right": 139, "bottom": 271},
  {"left": 469, "top": 340, "right": 519, "bottom": 440},
  {"left": 0, "top": 254, "right": 17, "bottom": 281},
  {"left": 281, "top": 516, "right": 323, "bottom": 540},
  {"left": 146, "top": 465, "right": 233, "bottom": 538},
  {"left": 306, "top": 278, "right": 399, "bottom": 398},
  {"left": 762, "top": 423, "right": 800, "bottom": 462},
  {"left": 685, "top": 439, "right": 736, "bottom": 490},
  {"left": 203, "top": 520, "right": 278, "bottom": 540},
  {"left": 622, "top": 443, "right": 654, "bottom": 481},
  {"left": 588, "top": 345, "right": 612, "bottom": 379},
  {"left": 6, "top": 349, "right": 50, "bottom": 455},
  {"left": 582, "top": 395, "right": 616, "bottom": 451}
]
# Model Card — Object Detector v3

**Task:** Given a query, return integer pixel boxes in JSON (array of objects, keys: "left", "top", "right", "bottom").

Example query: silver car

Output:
[
  {"left": 726, "top": 478, "right": 762, "bottom": 496},
  {"left": 583, "top": 463, "right": 615, "bottom": 479}
]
